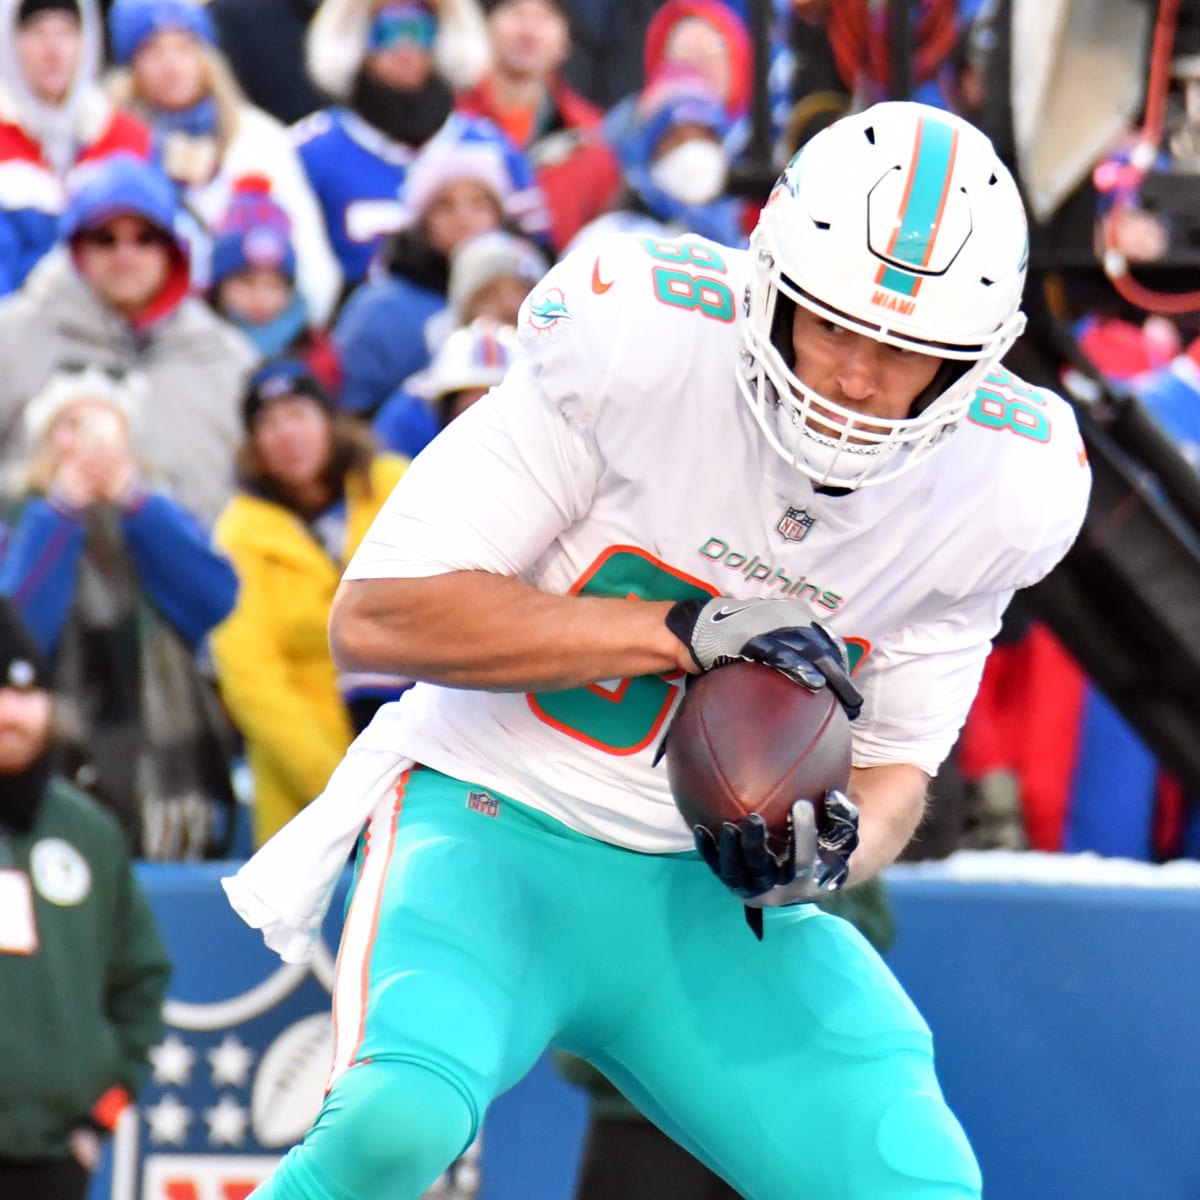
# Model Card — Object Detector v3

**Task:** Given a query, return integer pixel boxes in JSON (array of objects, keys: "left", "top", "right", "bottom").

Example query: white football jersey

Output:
[{"left": 346, "top": 233, "right": 1091, "bottom": 853}]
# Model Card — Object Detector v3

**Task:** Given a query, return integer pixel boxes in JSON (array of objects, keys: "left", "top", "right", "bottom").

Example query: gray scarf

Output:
[{"left": 52, "top": 505, "right": 237, "bottom": 860}]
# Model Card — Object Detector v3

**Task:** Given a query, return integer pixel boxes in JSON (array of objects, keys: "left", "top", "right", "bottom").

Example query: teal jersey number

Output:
[
  {"left": 527, "top": 547, "right": 714, "bottom": 755},
  {"left": 642, "top": 238, "right": 735, "bottom": 324},
  {"left": 968, "top": 367, "right": 1051, "bottom": 443}
]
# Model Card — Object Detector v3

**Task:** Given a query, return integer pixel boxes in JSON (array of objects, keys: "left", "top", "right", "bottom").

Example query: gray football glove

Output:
[
  {"left": 693, "top": 791, "right": 859, "bottom": 906},
  {"left": 665, "top": 596, "right": 863, "bottom": 719}
]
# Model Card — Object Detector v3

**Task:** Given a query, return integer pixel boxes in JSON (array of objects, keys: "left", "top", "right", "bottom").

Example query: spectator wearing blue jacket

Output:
[
  {"left": 0, "top": 363, "right": 240, "bottom": 859},
  {"left": 335, "top": 134, "right": 527, "bottom": 418},
  {"left": 294, "top": 0, "right": 546, "bottom": 288},
  {"left": 373, "top": 228, "right": 545, "bottom": 457}
]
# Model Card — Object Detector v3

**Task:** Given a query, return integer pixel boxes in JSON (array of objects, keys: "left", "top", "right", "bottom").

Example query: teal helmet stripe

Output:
[
  {"left": 876, "top": 265, "right": 920, "bottom": 296},
  {"left": 887, "top": 114, "right": 959, "bottom": 273},
  {"left": 874, "top": 114, "right": 959, "bottom": 298}
]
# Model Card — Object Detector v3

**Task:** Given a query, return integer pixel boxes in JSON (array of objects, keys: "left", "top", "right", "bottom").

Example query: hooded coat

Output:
[{"left": 0, "top": 0, "right": 152, "bottom": 295}]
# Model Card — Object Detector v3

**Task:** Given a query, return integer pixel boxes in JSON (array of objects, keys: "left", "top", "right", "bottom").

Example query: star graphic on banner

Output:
[
  {"left": 148, "top": 1035, "right": 196, "bottom": 1088},
  {"left": 204, "top": 1094, "right": 250, "bottom": 1147},
  {"left": 145, "top": 1093, "right": 193, "bottom": 1146},
  {"left": 208, "top": 1033, "right": 255, "bottom": 1088}
]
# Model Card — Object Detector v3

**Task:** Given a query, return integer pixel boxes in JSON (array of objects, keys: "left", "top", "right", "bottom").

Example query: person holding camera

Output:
[{"left": 0, "top": 362, "right": 240, "bottom": 859}]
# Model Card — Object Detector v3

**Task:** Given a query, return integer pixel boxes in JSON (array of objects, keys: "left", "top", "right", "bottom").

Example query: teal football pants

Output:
[{"left": 253, "top": 767, "right": 981, "bottom": 1200}]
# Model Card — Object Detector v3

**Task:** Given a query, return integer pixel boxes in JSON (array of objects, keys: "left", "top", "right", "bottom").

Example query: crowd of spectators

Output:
[{"left": 0, "top": 0, "right": 1193, "bottom": 906}]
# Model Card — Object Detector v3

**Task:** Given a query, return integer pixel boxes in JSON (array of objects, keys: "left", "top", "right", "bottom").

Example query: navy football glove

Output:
[
  {"left": 665, "top": 597, "right": 862, "bottom": 719},
  {"left": 693, "top": 790, "right": 860, "bottom": 905}
]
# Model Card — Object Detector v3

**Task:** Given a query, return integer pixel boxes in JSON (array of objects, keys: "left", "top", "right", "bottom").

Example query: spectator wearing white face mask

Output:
[{"left": 566, "top": 65, "right": 744, "bottom": 255}]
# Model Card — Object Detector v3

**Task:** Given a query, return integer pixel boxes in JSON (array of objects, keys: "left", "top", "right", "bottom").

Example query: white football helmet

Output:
[{"left": 739, "top": 101, "right": 1029, "bottom": 489}]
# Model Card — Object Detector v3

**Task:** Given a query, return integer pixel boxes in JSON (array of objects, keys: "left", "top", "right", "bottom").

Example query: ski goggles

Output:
[{"left": 368, "top": 3, "right": 437, "bottom": 51}]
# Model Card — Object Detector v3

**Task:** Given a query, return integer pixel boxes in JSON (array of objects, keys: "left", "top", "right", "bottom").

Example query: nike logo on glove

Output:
[
  {"left": 591, "top": 257, "right": 614, "bottom": 294},
  {"left": 710, "top": 605, "right": 757, "bottom": 622}
]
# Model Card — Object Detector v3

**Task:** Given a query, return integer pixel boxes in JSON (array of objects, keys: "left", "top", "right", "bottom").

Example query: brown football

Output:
[{"left": 665, "top": 660, "right": 853, "bottom": 840}]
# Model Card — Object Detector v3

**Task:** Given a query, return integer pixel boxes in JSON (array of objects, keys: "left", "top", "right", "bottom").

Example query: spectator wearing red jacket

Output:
[
  {"left": 457, "top": 0, "right": 618, "bottom": 253},
  {"left": 0, "top": 0, "right": 151, "bottom": 296}
]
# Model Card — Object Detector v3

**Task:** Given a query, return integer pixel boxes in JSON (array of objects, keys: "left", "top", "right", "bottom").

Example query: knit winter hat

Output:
[
  {"left": 402, "top": 136, "right": 513, "bottom": 227},
  {"left": 210, "top": 176, "right": 297, "bottom": 289},
  {"left": 23, "top": 362, "right": 145, "bottom": 448},
  {"left": 0, "top": 598, "right": 47, "bottom": 692},
  {"left": 242, "top": 360, "right": 335, "bottom": 431},
  {"left": 17, "top": 0, "right": 79, "bottom": 23},
  {"left": 60, "top": 153, "right": 180, "bottom": 242},
  {"left": 108, "top": 0, "right": 216, "bottom": 65},
  {"left": 447, "top": 229, "right": 547, "bottom": 314}
]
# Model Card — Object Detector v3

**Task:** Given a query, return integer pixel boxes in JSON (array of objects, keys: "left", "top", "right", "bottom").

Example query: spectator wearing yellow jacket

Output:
[{"left": 211, "top": 360, "right": 407, "bottom": 846}]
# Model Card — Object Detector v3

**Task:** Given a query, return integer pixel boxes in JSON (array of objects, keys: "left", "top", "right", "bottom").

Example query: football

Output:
[{"left": 665, "top": 660, "right": 853, "bottom": 841}]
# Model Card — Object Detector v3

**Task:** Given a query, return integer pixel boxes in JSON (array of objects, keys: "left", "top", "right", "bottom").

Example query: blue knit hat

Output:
[
  {"left": 108, "top": 0, "right": 216, "bottom": 65},
  {"left": 210, "top": 176, "right": 296, "bottom": 289},
  {"left": 60, "top": 154, "right": 180, "bottom": 242},
  {"left": 621, "top": 66, "right": 729, "bottom": 175}
]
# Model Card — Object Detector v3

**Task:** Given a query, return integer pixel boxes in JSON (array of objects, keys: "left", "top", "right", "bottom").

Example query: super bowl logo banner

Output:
[{"left": 91, "top": 869, "right": 480, "bottom": 1200}]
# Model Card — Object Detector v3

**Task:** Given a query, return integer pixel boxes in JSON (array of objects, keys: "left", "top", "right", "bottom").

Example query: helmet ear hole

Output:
[{"left": 769, "top": 282, "right": 797, "bottom": 372}]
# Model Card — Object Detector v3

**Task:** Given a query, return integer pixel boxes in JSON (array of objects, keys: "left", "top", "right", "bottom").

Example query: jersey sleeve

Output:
[
  {"left": 343, "top": 241, "right": 638, "bottom": 581},
  {"left": 345, "top": 232, "right": 742, "bottom": 582},
  {"left": 851, "top": 384, "right": 1091, "bottom": 775},
  {"left": 849, "top": 587, "right": 1011, "bottom": 775},
  {"left": 514, "top": 233, "right": 650, "bottom": 429},
  {"left": 948, "top": 384, "right": 1092, "bottom": 598},
  {"left": 343, "top": 354, "right": 600, "bottom": 580}
]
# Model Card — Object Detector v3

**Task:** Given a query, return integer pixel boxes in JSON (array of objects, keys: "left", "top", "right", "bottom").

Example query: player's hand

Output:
[
  {"left": 665, "top": 597, "right": 862, "bottom": 718},
  {"left": 693, "top": 790, "right": 860, "bottom": 905}
]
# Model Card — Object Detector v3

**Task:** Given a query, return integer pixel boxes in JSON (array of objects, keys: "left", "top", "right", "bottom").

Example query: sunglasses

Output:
[{"left": 78, "top": 227, "right": 168, "bottom": 250}]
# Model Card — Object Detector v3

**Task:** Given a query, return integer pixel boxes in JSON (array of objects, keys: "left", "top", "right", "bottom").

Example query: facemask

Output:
[{"left": 647, "top": 139, "right": 728, "bottom": 208}]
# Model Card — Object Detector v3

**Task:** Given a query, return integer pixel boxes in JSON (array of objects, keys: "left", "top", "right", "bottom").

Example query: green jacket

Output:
[{"left": 0, "top": 778, "right": 171, "bottom": 1159}]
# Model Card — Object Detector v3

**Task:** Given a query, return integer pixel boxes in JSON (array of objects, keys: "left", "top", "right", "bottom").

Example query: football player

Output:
[{"left": 230, "top": 100, "right": 1090, "bottom": 1200}]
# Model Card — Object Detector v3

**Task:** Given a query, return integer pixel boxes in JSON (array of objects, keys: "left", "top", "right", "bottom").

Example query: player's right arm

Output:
[
  {"left": 332, "top": 241, "right": 697, "bottom": 691},
  {"left": 331, "top": 570, "right": 688, "bottom": 692}
]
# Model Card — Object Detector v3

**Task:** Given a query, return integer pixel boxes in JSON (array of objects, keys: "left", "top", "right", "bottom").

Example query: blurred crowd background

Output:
[{"left": 1, "top": 0, "right": 1199, "bottom": 872}]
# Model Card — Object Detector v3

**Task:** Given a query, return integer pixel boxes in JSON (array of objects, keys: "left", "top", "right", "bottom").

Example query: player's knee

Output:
[
  {"left": 308, "top": 1060, "right": 476, "bottom": 1197},
  {"left": 863, "top": 1090, "right": 981, "bottom": 1199}
]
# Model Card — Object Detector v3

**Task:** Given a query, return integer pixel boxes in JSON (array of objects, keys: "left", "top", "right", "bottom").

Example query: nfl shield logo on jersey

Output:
[{"left": 777, "top": 507, "right": 816, "bottom": 542}]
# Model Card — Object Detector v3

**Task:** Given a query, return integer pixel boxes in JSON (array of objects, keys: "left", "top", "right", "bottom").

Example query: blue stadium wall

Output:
[{"left": 86, "top": 859, "right": 1200, "bottom": 1200}]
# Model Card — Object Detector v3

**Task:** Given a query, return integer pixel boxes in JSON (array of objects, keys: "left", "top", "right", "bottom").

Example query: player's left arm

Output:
[{"left": 844, "top": 761, "right": 929, "bottom": 885}]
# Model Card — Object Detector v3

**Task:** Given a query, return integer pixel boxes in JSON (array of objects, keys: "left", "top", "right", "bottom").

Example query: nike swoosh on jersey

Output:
[{"left": 591, "top": 257, "right": 614, "bottom": 294}]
